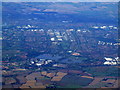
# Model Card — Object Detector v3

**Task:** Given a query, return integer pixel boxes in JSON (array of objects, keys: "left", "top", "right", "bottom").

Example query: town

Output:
[{"left": 2, "top": 24, "right": 119, "bottom": 88}]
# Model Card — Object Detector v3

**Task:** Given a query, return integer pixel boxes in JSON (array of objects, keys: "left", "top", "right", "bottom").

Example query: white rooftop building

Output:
[
  {"left": 51, "top": 38, "right": 55, "bottom": 41},
  {"left": 104, "top": 57, "right": 112, "bottom": 61},
  {"left": 93, "top": 26, "right": 99, "bottom": 29},
  {"left": 104, "top": 57, "right": 119, "bottom": 65},
  {"left": 100, "top": 26, "right": 107, "bottom": 29}
]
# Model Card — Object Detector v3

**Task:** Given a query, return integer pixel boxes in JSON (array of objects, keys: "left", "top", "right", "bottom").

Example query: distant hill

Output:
[{"left": 2, "top": 2, "right": 118, "bottom": 25}]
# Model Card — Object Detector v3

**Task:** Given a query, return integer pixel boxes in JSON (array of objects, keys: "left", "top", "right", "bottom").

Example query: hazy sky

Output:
[{"left": 2, "top": 0, "right": 120, "bottom": 2}]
